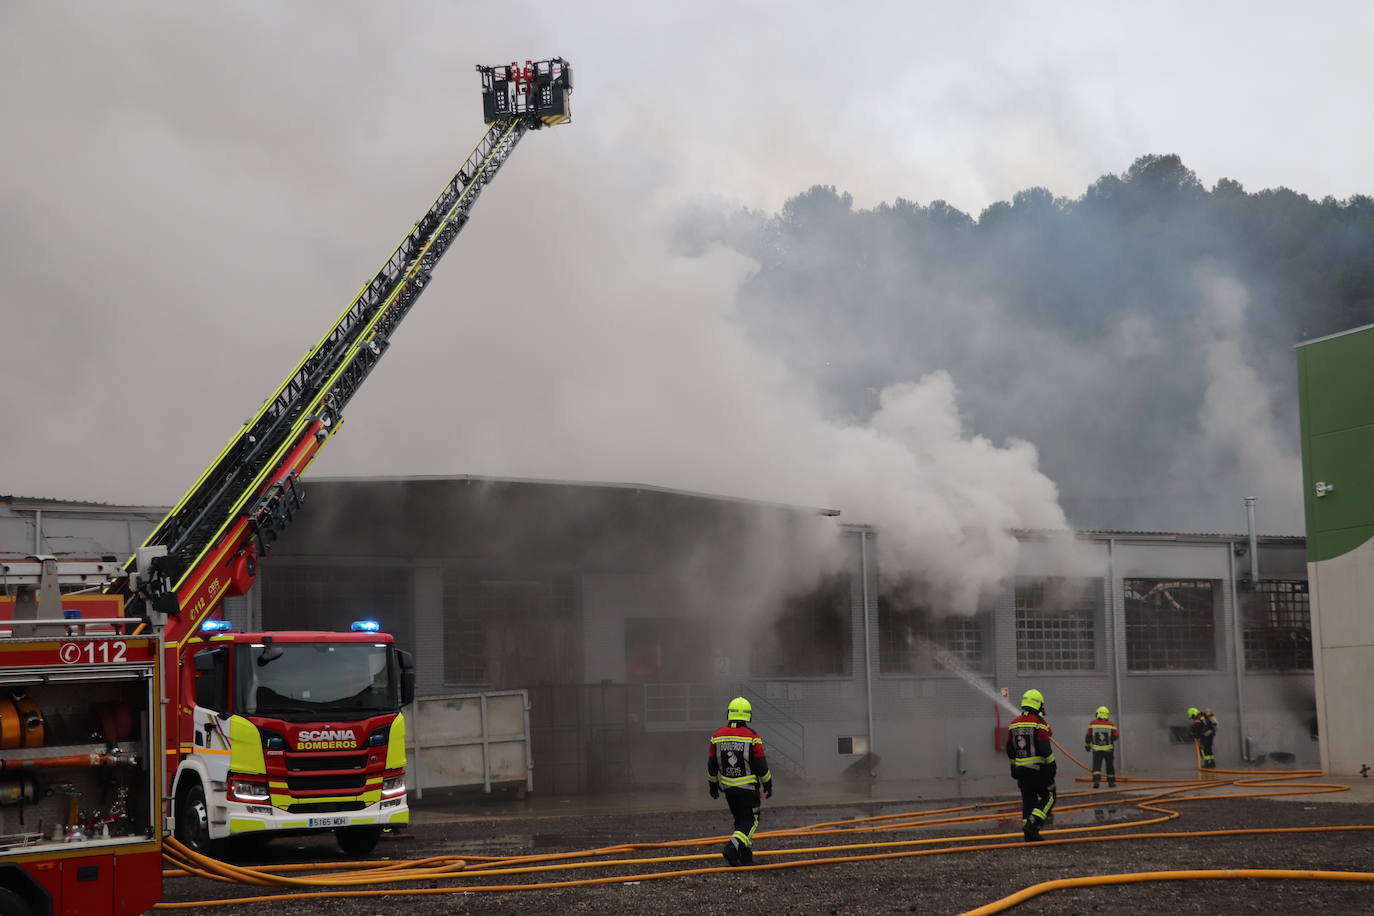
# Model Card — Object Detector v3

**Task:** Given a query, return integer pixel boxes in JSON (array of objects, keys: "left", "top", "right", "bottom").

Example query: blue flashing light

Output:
[
  {"left": 202, "top": 619, "right": 235, "bottom": 633},
  {"left": 350, "top": 619, "right": 382, "bottom": 633}
]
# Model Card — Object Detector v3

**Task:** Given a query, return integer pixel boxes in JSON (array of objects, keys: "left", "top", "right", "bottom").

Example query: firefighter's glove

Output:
[
  {"left": 1084, "top": 746, "right": 1091, "bottom": 753},
  {"left": 709, "top": 783, "right": 720, "bottom": 799},
  {"left": 763, "top": 781, "right": 772, "bottom": 799}
]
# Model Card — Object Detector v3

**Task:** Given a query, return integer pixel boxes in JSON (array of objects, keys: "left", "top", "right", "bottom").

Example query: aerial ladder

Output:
[
  {"left": 111, "top": 58, "right": 573, "bottom": 627},
  {"left": 65, "top": 59, "right": 573, "bottom": 867}
]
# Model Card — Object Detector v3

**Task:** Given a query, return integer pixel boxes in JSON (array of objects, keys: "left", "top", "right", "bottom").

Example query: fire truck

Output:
[
  {"left": 0, "top": 57, "right": 571, "bottom": 909},
  {"left": 0, "top": 556, "right": 162, "bottom": 916}
]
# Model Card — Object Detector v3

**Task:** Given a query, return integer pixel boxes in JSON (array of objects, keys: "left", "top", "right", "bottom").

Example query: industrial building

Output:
[
  {"left": 1298, "top": 322, "right": 1374, "bottom": 777},
  {"left": 1, "top": 482, "right": 1317, "bottom": 793}
]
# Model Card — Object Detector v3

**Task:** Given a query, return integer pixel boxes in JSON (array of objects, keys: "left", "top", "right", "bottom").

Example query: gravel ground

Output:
[{"left": 157, "top": 789, "right": 1374, "bottom": 915}]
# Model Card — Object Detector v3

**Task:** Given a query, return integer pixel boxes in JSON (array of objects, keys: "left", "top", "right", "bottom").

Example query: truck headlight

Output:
[
  {"left": 228, "top": 775, "right": 271, "bottom": 803},
  {"left": 382, "top": 775, "right": 405, "bottom": 797}
]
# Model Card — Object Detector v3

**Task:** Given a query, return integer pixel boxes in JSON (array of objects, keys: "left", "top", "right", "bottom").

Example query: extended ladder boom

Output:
[{"left": 109, "top": 59, "right": 572, "bottom": 637}]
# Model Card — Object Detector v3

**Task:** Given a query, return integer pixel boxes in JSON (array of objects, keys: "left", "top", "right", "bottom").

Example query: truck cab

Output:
[{"left": 173, "top": 621, "right": 414, "bottom": 856}]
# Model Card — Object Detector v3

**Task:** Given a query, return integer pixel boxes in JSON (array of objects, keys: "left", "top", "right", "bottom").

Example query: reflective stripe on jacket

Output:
[
  {"left": 1007, "top": 713, "right": 1054, "bottom": 767},
  {"left": 708, "top": 724, "right": 771, "bottom": 789},
  {"left": 1085, "top": 718, "right": 1119, "bottom": 751}
]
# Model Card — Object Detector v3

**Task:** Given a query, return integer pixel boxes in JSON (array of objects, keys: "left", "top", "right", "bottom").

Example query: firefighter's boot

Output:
[
  {"left": 1022, "top": 817, "right": 1040, "bottom": 842},
  {"left": 1092, "top": 778, "right": 1100, "bottom": 789},
  {"left": 738, "top": 845, "right": 753, "bottom": 866},
  {"left": 722, "top": 839, "right": 741, "bottom": 866},
  {"left": 1107, "top": 778, "right": 1117, "bottom": 788}
]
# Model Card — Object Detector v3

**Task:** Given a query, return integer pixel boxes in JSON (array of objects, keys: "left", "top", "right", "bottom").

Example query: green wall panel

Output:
[{"left": 1298, "top": 324, "right": 1374, "bottom": 562}]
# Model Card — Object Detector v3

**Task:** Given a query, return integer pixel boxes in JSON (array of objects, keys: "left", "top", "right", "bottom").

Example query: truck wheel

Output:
[
  {"left": 0, "top": 887, "right": 33, "bottom": 916},
  {"left": 175, "top": 782, "right": 222, "bottom": 857},
  {"left": 335, "top": 825, "right": 382, "bottom": 857}
]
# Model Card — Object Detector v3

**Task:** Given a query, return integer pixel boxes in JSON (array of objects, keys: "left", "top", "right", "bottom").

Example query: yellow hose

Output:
[
  {"left": 154, "top": 760, "right": 1358, "bottom": 909},
  {"left": 959, "top": 868, "right": 1374, "bottom": 916}
]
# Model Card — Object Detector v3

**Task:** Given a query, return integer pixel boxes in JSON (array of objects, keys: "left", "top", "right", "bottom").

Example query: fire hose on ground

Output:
[{"left": 153, "top": 743, "right": 1370, "bottom": 911}]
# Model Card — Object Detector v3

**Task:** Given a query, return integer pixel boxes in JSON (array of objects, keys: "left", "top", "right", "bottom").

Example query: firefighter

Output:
[
  {"left": 1083, "top": 705, "right": 1119, "bottom": 788},
  {"left": 1189, "top": 706, "right": 1218, "bottom": 768},
  {"left": 1007, "top": 688, "right": 1056, "bottom": 842},
  {"left": 707, "top": 696, "right": 772, "bottom": 866}
]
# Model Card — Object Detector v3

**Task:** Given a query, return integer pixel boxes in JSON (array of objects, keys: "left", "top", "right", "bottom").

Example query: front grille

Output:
[
  {"left": 285, "top": 754, "right": 367, "bottom": 773},
  {"left": 286, "top": 774, "right": 366, "bottom": 793},
  {"left": 286, "top": 801, "right": 367, "bottom": 814}
]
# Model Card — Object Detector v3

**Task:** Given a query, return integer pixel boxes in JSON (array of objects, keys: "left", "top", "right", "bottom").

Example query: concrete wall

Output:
[{"left": 1309, "top": 538, "right": 1374, "bottom": 774}]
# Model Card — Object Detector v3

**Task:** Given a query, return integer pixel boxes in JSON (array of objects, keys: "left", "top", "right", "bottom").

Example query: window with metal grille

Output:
[
  {"left": 1243, "top": 580, "right": 1312, "bottom": 671},
  {"left": 751, "top": 574, "right": 852, "bottom": 677},
  {"left": 261, "top": 565, "right": 414, "bottom": 652},
  {"left": 1015, "top": 577, "right": 1101, "bottom": 672},
  {"left": 1123, "top": 578, "right": 1218, "bottom": 671},
  {"left": 878, "top": 596, "right": 992, "bottom": 675},
  {"left": 441, "top": 572, "right": 580, "bottom": 687}
]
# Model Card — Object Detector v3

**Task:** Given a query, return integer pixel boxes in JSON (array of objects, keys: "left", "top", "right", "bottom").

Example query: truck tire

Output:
[
  {"left": 0, "top": 887, "right": 34, "bottom": 916},
  {"left": 335, "top": 825, "right": 382, "bottom": 857},
  {"left": 175, "top": 781, "right": 223, "bottom": 857}
]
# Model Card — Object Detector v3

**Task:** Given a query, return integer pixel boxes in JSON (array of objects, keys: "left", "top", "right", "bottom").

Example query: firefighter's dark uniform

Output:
[
  {"left": 1191, "top": 710, "right": 1218, "bottom": 768},
  {"left": 1007, "top": 708, "right": 1056, "bottom": 841},
  {"left": 1084, "top": 716, "right": 1119, "bottom": 788},
  {"left": 708, "top": 720, "right": 772, "bottom": 865}
]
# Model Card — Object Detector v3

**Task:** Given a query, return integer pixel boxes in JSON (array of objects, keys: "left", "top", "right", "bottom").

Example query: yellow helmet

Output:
[
  {"left": 1095, "top": 706, "right": 1110, "bottom": 719},
  {"left": 1020, "top": 689, "right": 1045, "bottom": 713},
  {"left": 727, "top": 696, "right": 753, "bottom": 723},
  {"left": 1187, "top": 707, "right": 1200, "bottom": 718}
]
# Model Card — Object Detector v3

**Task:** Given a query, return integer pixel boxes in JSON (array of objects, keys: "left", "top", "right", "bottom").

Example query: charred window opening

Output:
[
  {"left": 624, "top": 618, "right": 706, "bottom": 682},
  {"left": 443, "top": 573, "right": 580, "bottom": 688},
  {"left": 878, "top": 595, "right": 992, "bottom": 675},
  {"left": 1015, "top": 577, "right": 1101, "bottom": 672},
  {"left": 1243, "top": 580, "right": 1312, "bottom": 671},
  {"left": 1124, "top": 578, "right": 1218, "bottom": 671},
  {"left": 751, "top": 574, "right": 852, "bottom": 678}
]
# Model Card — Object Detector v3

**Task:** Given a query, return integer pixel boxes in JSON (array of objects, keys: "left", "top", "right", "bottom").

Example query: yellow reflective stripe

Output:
[
  {"left": 719, "top": 775, "right": 759, "bottom": 788},
  {"left": 229, "top": 819, "right": 267, "bottom": 833},
  {"left": 711, "top": 735, "right": 762, "bottom": 744},
  {"left": 228, "top": 716, "right": 266, "bottom": 775},
  {"left": 386, "top": 714, "right": 407, "bottom": 770},
  {"left": 388, "top": 811, "right": 410, "bottom": 824}
]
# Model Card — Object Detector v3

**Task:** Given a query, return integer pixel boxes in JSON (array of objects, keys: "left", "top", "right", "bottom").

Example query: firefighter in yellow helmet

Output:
[
  {"left": 707, "top": 696, "right": 772, "bottom": 866},
  {"left": 1189, "top": 706, "right": 1218, "bottom": 769},
  {"left": 1084, "top": 705, "right": 1119, "bottom": 788},
  {"left": 1006, "top": 688, "right": 1055, "bottom": 842}
]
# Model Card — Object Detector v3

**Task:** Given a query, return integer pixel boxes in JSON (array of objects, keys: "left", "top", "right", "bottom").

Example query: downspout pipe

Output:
[
  {"left": 1245, "top": 496, "right": 1260, "bottom": 584},
  {"left": 860, "top": 529, "right": 875, "bottom": 777},
  {"left": 1230, "top": 496, "right": 1256, "bottom": 763},
  {"left": 1108, "top": 538, "right": 1123, "bottom": 771}
]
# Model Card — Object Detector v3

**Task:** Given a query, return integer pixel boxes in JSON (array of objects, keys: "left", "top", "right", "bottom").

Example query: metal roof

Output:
[
  {"left": 309, "top": 474, "right": 842, "bottom": 517},
  {"left": 0, "top": 495, "right": 168, "bottom": 514}
]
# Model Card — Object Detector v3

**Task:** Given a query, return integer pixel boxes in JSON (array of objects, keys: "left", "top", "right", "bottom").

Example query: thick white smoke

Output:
[{"left": 1169, "top": 266, "right": 1303, "bottom": 528}]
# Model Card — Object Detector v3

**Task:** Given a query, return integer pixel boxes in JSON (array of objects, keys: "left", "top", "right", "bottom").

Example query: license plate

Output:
[{"left": 307, "top": 816, "right": 349, "bottom": 828}]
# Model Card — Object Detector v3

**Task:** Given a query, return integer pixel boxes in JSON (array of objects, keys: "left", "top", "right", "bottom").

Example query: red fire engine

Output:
[
  {"left": 0, "top": 58, "right": 570, "bottom": 914},
  {"left": 0, "top": 557, "right": 161, "bottom": 916}
]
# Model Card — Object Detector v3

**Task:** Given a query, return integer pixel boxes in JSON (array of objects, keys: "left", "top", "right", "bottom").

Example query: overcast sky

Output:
[{"left": 2, "top": 1, "right": 1369, "bottom": 554}]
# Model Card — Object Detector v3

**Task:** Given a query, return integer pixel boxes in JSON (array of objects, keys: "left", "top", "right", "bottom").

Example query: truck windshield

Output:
[{"left": 237, "top": 643, "right": 397, "bottom": 719}]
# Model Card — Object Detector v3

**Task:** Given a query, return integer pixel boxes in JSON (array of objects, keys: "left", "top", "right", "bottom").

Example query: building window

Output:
[
  {"left": 262, "top": 566, "right": 414, "bottom": 653},
  {"left": 878, "top": 595, "right": 992, "bottom": 675},
  {"left": 442, "top": 573, "right": 580, "bottom": 688},
  {"left": 1243, "top": 580, "right": 1312, "bottom": 671},
  {"left": 751, "top": 575, "right": 852, "bottom": 677},
  {"left": 1124, "top": 579, "right": 1218, "bottom": 671},
  {"left": 1015, "top": 577, "right": 1101, "bottom": 672}
]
